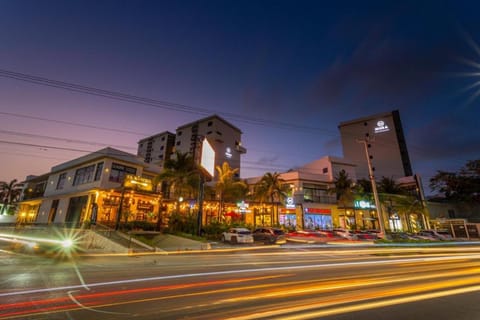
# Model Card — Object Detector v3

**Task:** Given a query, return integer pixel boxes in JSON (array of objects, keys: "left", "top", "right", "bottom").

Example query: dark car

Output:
[
  {"left": 354, "top": 230, "right": 378, "bottom": 240},
  {"left": 253, "top": 227, "right": 287, "bottom": 244}
]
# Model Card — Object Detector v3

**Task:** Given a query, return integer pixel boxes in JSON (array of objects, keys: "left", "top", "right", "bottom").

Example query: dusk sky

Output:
[{"left": 1, "top": 0, "right": 479, "bottom": 194}]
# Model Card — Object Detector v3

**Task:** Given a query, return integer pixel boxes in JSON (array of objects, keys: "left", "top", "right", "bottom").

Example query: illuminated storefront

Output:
[
  {"left": 338, "top": 200, "right": 379, "bottom": 230},
  {"left": 303, "top": 207, "right": 333, "bottom": 230},
  {"left": 279, "top": 208, "right": 297, "bottom": 229}
]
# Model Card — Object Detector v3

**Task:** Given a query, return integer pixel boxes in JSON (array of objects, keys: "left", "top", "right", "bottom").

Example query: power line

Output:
[
  {"left": 0, "top": 68, "right": 337, "bottom": 134},
  {"left": 0, "top": 68, "right": 472, "bottom": 182},
  {"left": 0, "top": 69, "right": 448, "bottom": 155},
  {"left": 0, "top": 111, "right": 149, "bottom": 136},
  {"left": 0, "top": 129, "right": 136, "bottom": 151}
]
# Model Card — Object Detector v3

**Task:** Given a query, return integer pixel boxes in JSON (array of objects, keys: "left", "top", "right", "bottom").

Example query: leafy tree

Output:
[
  {"left": 388, "top": 194, "right": 427, "bottom": 232},
  {"left": 0, "top": 179, "right": 22, "bottom": 215},
  {"left": 430, "top": 159, "right": 480, "bottom": 204},
  {"left": 154, "top": 151, "right": 199, "bottom": 201},
  {"left": 252, "top": 172, "right": 287, "bottom": 226},
  {"left": 254, "top": 172, "right": 287, "bottom": 204},
  {"left": 377, "top": 176, "right": 404, "bottom": 195},
  {"left": 330, "top": 169, "right": 354, "bottom": 209},
  {"left": 355, "top": 178, "right": 372, "bottom": 195},
  {"left": 214, "top": 162, "right": 247, "bottom": 220}
]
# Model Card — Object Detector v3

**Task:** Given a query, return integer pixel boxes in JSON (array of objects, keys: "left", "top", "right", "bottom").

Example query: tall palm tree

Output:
[
  {"left": 254, "top": 172, "right": 287, "bottom": 204},
  {"left": 253, "top": 172, "right": 287, "bottom": 225},
  {"left": 0, "top": 179, "right": 22, "bottom": 214},
  {"left": 154, "top": 151, "right": 199, "bottom": 202},
  {"left": 377, "top": 176, "right": 404, "bottom": 195},
  {"left": 330, "top": 170, "right": 355, "bottom": 224},
  {"left": 214, "top": 162, "right": 247, "bottom": 220}
]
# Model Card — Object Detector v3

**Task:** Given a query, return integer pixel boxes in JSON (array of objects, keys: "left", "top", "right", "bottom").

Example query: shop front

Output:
[
  {"left": 279, "top": 208, "right": 297, "bottom": 229},
  {"left": 303, "top": 207, "right": 333, "bottom": 230},
  {"left": 338, "top": 200, "right": 379, "bottom": 230},
  {"left": 96, "top": 189, "right": 161, "bottom": 228}
]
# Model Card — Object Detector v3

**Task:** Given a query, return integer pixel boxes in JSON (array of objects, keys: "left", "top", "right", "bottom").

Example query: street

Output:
[{"left": 1, "top": 244, "right": 480, "bottom": 319}]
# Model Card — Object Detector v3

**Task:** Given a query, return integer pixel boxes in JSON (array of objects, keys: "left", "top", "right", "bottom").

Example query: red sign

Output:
[
  {"left": 280, "top": 208, "right": 296, "bottom": 214},
  {"left": 304, "top": 208, "right": 331, "bottom": 214}
]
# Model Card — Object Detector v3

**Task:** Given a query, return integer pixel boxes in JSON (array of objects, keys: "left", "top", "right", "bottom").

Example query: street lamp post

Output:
[
  {"left": 197, "top": 175, "right": 205, "bottom": 236},
  {"left": 115, "top": 186, "right": 126, "bottom": 231},
  {"left": 357, "top": 137, "right": 386, "bottom": 238}
]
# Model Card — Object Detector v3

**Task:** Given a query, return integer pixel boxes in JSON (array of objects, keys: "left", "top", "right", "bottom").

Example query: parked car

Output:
[
  {"left": 221, "top": 228, "right": 254, "bottom": 244},
  {"left": 354, "top": 231, "right": 378, "bottom": 240},
  {"left": 333, "top": 228, "right": 358, "bottom": 240},
  {"left": 389, "top": 232, "right": 418, "bottom": 241},
  {"left": 418, "top": 230, "right": 453, "bottom": 241},
  {"left": 253, "top": 227, "right": 287, "bottom": 244},
  {"left": 286, "top": 230, "right": 329, "bottom": 242}
]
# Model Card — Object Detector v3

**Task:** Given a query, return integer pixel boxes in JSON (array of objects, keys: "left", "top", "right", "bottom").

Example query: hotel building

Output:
[{"left": 338, "top": 110, "right": 412, "bottom": 180}]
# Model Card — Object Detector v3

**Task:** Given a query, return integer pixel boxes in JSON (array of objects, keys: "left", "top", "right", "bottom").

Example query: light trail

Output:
[
  {"left": 0, "top": 275, "right": 291, "bottom": 319},
  {"left": 4, "top": 261, "right": 479, "bottom": 319},
  {"left": 225, "top": 272, "right": 480, "bottom": 319},
  {"left": 79, "top": 243, "right": 480, "bottom": 257},
  {"left": 2, "top": 255, "right": 480, "bottom": 319},
  {"left": 2, "top": 253, "right": 480, "bottom": 298}
]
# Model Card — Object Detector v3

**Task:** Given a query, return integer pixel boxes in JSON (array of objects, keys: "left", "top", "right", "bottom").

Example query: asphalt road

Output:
[{"left": 1, "top": 244, "right": 480, "bottom": 319}]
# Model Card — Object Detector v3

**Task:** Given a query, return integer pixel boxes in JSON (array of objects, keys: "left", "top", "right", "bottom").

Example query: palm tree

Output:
[
  {"left": 377, "top": 176, "right": 404, "bottom": 195},
  {"left": 154, "top": 151, "right": 199, "bottom": 203},
  {"left": 330, "top": 170, "right": 355, "bottom": 226},
  {"left": 355, "top": 178, "right": 372, "bottom": 196},
  {"left": 384, "top": 194, "right": 427, "bottom": 232},
  {"left": 214, "top": 162, "right": 247, "bottom": 221},
  {"left": 254, "top": 172, "right": 287, "bottom": 203},
  {"left": 253, "top": 172, "right": 287, "bottom": 226},
  {"left": 0, "top": 179, "right": 22, "bottom": 214}
]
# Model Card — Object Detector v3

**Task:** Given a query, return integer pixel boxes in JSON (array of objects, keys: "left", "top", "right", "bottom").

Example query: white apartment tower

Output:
[
  {"left": 137, "top": 131, "right": 176, "bottom": 169},
  {"left": 174, "top": 115, "right": 247, "bottom": 180}
]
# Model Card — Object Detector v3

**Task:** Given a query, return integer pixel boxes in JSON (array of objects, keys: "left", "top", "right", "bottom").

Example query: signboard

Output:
[
  {"left": 236, "top": 200, "right": 250, "bottom": 213},
  {"left": 354, "top": 200, "right": 375, "bottom": 209},
  {"left": 200, "top": 138, "right": 215, "bottom": 179},
  {"left": 124, "top": 175, "right": 153, "bottom": 192},
  {"left": 374, "top": 120, "right": 390, "bottom": 133},
  {"left": 304, "top": 208, "right": 331, "bottom": 214},
  {"left": 225, "top": 147, "right": 233, "bottom": 159},
  {"left": 285, "top": 197, "right": 295, "bottom": 209}
]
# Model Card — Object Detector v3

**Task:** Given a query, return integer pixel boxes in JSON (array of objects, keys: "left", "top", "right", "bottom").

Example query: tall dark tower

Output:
[{"left": 338, "top": 110, "right": 413, "bottom": 180}]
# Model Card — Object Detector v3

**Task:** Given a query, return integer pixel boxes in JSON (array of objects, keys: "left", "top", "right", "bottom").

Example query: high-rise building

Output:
[
  {"left": 338, "top": 110, "right": 412, "bottom": 180},
  {"left": 174, "top": 115, "right": 246, "bottom": 180},
  {"left": 137, "top": 131, "right": 176, "bottom": 169}
]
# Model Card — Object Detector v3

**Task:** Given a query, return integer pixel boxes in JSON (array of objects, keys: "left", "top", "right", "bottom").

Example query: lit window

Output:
[{"left": 56, "top": 173, "right": 67, "bottom": 190}]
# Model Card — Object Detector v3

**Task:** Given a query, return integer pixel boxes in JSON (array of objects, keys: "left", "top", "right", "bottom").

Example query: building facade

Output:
[
  {"left": 137, "top": 131, "right": 176, "bottom": 169},
  {"left": 18, "top": 148, "right": 162, "bottom": 228},
  {"left": 244, "top": 156, "right": 356, "bottom": 230},
  {"left": 173, "top": 115, "right": 247, "bottom": 181},
  {"left": 338, "top": 110, "right": 412, "bottom": 181}
]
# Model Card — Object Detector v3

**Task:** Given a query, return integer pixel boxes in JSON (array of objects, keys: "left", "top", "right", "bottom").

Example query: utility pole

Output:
[{"left": 357, "top": 135, "right": 387, "bottom": 238}]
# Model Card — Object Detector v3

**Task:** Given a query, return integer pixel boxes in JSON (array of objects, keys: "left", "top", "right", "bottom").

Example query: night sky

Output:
[{"left": 0, "top": 0, "right": 479, "bottom": 194}]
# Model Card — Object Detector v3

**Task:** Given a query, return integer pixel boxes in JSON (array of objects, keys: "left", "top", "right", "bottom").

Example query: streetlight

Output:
[{"left": 357, "top": 137, "right": 386, "bottom": 238}]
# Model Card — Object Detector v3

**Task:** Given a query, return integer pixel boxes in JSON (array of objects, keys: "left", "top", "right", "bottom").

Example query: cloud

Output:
[
  {"left": 311, "top": 25, "right": 459, "bottom": 112},
  {"left": 408, "top": 113, "right": 480, "bottom": 163}
]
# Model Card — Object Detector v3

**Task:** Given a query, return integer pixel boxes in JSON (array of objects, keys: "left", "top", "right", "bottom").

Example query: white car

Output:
[{"left": 221, "top": 228, "right": 254, "bottom": 244}]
